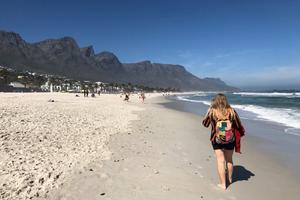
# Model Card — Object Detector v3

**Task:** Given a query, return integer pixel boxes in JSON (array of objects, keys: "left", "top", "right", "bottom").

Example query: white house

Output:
[{"left": 9, "top": 82, "right": 26, "bottom": 88}]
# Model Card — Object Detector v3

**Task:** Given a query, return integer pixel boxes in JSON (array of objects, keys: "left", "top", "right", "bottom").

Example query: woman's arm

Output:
[{"left": 202, "top": 108, "right": 212, "bottom": 127}]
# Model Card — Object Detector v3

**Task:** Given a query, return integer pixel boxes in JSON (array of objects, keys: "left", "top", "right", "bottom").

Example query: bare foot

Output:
[{"left": 217, "top": 184, "right": 226, "bottom": 190}]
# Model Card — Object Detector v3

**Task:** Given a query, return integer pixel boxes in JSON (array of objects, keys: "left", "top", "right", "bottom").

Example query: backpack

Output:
[{"left": 214, "top": 109, "right": 235, "bottom": 144}]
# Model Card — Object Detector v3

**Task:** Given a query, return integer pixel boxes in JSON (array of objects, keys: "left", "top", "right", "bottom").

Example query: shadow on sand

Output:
[{"left": 232, "top": 165, "right": 255, "bottom": 183}]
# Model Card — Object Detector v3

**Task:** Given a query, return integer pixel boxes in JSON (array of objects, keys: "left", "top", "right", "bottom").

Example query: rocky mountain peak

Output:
[
  {"left": 33, "top": 36, "right": 79, "bottom": 53},
  {"left": 0, "top": 30, "right": 26, "bottom": 47},
  {"left": 95, "top": 51, "right": 118, "bottom": 59},
  {"left": 80, "top": 46, "right": 95, "bottom": 57},
  {"left": 94, "top": 51, "right": 121, "bottom": 66}
]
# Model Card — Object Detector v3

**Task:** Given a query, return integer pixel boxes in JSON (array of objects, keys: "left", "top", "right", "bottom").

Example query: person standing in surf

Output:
[{"left": 202, "top": 93, "right": 245, "bottom": 190}]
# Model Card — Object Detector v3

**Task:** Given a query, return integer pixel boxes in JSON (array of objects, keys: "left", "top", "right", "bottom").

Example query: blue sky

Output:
[{"left": 1, "top": 0, "right": 300, "bottom": 89}]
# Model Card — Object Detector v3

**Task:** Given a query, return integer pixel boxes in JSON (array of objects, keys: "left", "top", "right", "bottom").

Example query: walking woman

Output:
[{"left": 202, "top": 93, "right": 245, "bottom": 190}]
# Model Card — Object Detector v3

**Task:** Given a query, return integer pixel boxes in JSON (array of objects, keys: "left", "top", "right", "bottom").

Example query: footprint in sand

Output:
[
  {"left": 183, "top": 159, "right": 194, "bottom": 167},
  {"left": 194, "top": 171, "right": 204, "bottom": 178}
]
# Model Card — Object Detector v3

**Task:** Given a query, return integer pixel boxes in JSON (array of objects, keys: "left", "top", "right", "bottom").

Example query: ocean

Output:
[{"left": 177, "top": 92, "right": 300, "bottom": 136}]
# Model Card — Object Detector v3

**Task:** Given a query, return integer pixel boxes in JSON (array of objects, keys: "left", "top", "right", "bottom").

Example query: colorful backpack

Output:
[{"left": 215, "top": 110, "right": 235, "bottom": 144}]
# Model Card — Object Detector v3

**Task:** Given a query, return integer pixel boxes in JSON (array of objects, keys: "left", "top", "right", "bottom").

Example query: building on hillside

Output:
[
  {"left": 41, "top": 79, "right": 51, "bottom": 92},
  {"left": 9, "top": 82, "right": 26, "bottom": 88}
]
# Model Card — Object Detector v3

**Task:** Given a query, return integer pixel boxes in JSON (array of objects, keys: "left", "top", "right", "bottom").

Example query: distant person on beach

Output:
[
  {"left": 202, "top": 93, "right": 245, "bottom": 190},
  {"left": 83, "top": 89, "right": 88, "bottom": 97},
  {"left": 140, "top": 92, "right": 146, "bottom": 103},
  {"left": 124, "top": 93, "right": 129, "bottom": 101}
]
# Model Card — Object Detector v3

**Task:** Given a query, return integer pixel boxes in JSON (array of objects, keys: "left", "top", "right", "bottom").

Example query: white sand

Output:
[{"left": 0, "top": 93, "right": 144, "bottom": 199}]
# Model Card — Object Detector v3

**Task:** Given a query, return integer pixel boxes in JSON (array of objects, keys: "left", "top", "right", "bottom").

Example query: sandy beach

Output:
[
  {"left": 1, "top": 93, "right": 299, "bottom": 200},
  {"left": 0, "top": 93, "right": 143, "bottom": 199}
]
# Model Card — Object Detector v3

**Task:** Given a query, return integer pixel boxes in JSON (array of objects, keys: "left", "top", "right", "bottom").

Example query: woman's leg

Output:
[
  {"left": 224, "top": 149, "right": 234, "bottom": 184},
  {"left": 214, "top": 149, "right": 226, "bottom": 189}
]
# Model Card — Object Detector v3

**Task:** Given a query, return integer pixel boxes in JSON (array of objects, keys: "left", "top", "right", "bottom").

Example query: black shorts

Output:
[{"left": 212, "top": 141, "right": 235, "bottom": 150}]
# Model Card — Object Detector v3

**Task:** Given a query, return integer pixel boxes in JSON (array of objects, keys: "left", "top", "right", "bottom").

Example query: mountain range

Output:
[{"left": 0, "top": 30, "right": 237, "bottom": 91}]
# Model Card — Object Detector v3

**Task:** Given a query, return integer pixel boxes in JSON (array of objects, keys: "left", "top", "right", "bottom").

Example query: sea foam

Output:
[
  {"left": 177, "top": 95, "right": 300, "bottom": 134},
  {"left": 233, "top": 92, "right": 300, "bottom": 97},
  {"left": 177, "top": 95, "right": 210, "bottom": 105},
  {"left": 231, "top": 104, "right": 300, "bottom": 130}
]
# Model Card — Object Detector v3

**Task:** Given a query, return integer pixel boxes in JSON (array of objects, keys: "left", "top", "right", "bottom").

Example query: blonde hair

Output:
[{"left": 210, "top": 93, "right": 234, "bottom": 120}]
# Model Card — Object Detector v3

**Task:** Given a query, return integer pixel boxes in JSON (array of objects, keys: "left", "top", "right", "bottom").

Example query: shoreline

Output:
[
  {"left": 165, "top": 95, "right": 300, "bottom": 177},
  {"left": 176, "top": 93, "right": 300, "bottom": 133}
]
